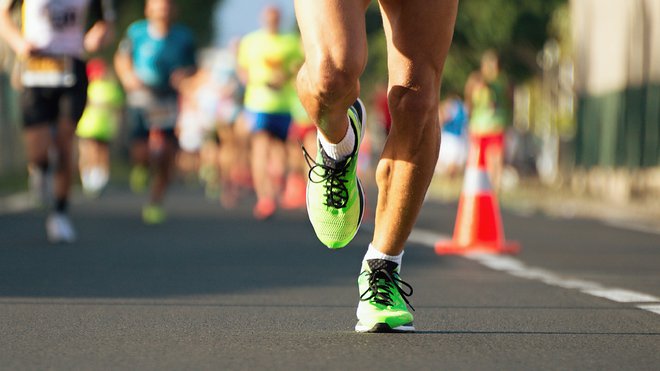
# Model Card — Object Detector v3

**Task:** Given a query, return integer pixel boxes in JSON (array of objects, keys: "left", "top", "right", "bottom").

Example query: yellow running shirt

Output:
[{"left": 238, "top": 30, "right": 302, "bottom": 114}]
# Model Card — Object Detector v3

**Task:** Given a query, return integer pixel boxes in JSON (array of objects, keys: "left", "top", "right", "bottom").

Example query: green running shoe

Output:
[
  {"left": 355, "top": 259, "right": 415, "bottom": 333},
  {"left": 142, "top": 204, "right": 166, "bottom": 225},
  {"left": 303, "top": 99, "right": 366, "bottom": 249}
]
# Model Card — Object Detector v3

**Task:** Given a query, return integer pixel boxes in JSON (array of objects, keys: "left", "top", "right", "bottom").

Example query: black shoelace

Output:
[
  {"left": 359, "top": 267, "right": 415, "bottom": 311},
  {"left": 302, "top": 146, "right": 351, "bottom": 208}
]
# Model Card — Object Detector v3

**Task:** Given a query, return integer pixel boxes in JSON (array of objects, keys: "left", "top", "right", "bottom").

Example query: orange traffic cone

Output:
[{"left": 435, "top": 136, "right": 520, "bottom": 255}]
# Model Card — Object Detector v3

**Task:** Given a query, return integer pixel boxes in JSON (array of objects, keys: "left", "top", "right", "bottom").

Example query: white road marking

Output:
[
  {"left": 411, "top": 228, "right": 660, "bottom": 316},
  {"left": 637, "top": 304, "right": 660, "bottom": 315},
  {"left": 583, "top": 289, "right": 660, "bottom": 303}
]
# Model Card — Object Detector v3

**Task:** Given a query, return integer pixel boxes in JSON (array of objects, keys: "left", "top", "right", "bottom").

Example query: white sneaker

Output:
[{"left": 46, "top": 213, "right": 77, "bottom": 243}]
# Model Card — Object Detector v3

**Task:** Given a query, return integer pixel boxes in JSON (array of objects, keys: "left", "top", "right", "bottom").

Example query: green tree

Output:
[
  {"left": 361, "top": 0, "right": 567, "bottom": 96},
  {"left": 447, "top": 0, "right": 567, "bottom": 94}
]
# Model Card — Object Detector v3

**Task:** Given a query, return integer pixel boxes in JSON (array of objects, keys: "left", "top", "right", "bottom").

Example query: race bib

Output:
[{"left": 21, "top": 56, "right": 76, "bottom": 88}]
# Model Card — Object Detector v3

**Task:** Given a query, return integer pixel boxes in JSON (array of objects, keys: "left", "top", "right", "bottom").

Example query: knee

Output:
[
  {"left": 388, "top": 86, "right": 438, "bottom": 124},
  {"left": 302, "top": 52, "right": 364, "bottom": 104},
  {"left": 387, "top": 86, "right": 440, "bottom": 146}
]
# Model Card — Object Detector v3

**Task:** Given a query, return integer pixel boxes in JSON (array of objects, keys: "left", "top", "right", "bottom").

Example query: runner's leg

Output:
[
  {"left": 53, "top": 119, "right": 76, "bottom": 205},
  {"left": 150, "top": 136, "right": 176, "bottom": 204},
  {"left": 372, "top": 0, "right": 458, "bottom": 255},
  {"left": 24, "top": 127, "right": 52, "bottom": 168},
  {"left": 294, "top": 0, "right": 370, "bottom": 143}
]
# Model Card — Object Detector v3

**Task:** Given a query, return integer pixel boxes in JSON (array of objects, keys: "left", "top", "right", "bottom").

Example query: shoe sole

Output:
[
  {"left": 355, "top": 321, "right": 416, "bottom": 333},
  {"left": 340, "top": 99, "right": 368, "bottom": 248}
]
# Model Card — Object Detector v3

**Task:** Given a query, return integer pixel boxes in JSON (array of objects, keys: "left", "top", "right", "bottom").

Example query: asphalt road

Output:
[{"left": 0, "top": 186, "right": 658, "bottom": 370}]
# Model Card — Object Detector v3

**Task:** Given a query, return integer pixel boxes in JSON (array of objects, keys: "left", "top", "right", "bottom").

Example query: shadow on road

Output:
[{"left": 0, "top": 189, "right": 443, "bottom": 300}]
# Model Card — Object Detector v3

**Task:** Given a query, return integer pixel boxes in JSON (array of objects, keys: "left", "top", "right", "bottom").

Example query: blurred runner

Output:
[
  {"left": 237, "top": 5, "right": 303, "bottom": 220},
  {"left": 464, "top": 50, "right": 512, "bottom": 190},
  {"left": 436, "top": 95, "right": 468, "bottom": 177},
  {"left": 212, "top": 42, "right": 245, "bottom": 208},
  {"left": 114, "top": 0, "right": 196, "bottom": 224},
  {"left": 295, "top": 0, "right": 457, "bottom": 332},
  {"left": 175, "top": 48, "right": 241, "bottom": 201},
  {"left": 0, "top": 0, "right": 115, "bottom": 243},
  {"left": 175, "top": 57, "right": 217, "bottom": 187},
  {"left": 76, "top": 58, "right": 123, "bottom": 197}
]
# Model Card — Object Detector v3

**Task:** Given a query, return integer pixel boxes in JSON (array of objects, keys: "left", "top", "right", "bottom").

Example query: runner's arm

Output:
[
  {"left": 0, "top": 0, "right": 32, "bottom": 58},
  {"left": 114, "top": 34, "right": 143, "bottom": 92},
  {"left": 84, "top": 0, "right": 116, "bottom": 53},
  {"left": 169, "top": 31, "right": 197, "bottom": 91}
]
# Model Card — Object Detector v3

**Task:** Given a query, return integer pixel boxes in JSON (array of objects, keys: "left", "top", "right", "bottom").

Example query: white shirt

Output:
[{"left": 2, "top": 0, "right": 114, "bottom": 57}]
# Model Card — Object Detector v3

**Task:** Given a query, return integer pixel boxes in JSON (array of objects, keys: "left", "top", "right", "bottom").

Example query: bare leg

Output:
[
  {"left": 150, "top": 138, "right": 176, "bottom": 204},
  {"left": 294, "top": 0, "right": 371, "bottom": 142},
  {"left": 268, "top": 137, "right": 287, "bottom": 196},
  {"left": 78, "top": 139, "right": 92, "bottom": 175},
  {"left": 24, "top": 126, "right": 52, "bottom": 168},
  {"left": 372, "top": 0, "right": 458, "bottom": 255},
  {"left": 97, "top": 141, "right": 110, "bottom": 172},
  {"left": 251, "top": 131, "right": 274, "bottom": 202},
  {"left": 132, "top": 139, "right": 149, "bottom": 168},
  {"left": 53, "top": 119, "right": 76, "bottom": 203}
]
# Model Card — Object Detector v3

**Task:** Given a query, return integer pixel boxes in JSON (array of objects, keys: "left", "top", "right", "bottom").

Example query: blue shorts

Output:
[{"left": 245, "top": 110, "right": 292, "bottom": 141}]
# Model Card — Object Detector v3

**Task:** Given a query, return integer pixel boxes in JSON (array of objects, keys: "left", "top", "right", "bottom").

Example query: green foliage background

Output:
[
  {"left": 362, "top": 0, "right": 567, "bottom": 97},
  {"left": 113, "top": 0, "right": 219, "bottom": 47}
]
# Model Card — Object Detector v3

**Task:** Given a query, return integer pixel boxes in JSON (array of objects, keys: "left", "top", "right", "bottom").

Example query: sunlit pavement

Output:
[{"left": 0, "top": 185, "right": 659, "bottom": 369}]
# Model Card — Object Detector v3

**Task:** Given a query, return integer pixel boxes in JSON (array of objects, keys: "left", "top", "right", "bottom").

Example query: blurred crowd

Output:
[{"left": 0, "top": 0, "right": 522, "bottom": 242}]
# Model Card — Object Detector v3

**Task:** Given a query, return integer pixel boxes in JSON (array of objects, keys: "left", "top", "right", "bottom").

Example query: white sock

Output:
[
  {"left": 363, "top": 243, "right": 404, "bottom": 269},
  {"left": 318, "top": 117, "right": 355, "bottom": 161}
]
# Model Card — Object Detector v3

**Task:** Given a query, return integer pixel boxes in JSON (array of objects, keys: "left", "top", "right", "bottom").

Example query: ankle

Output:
[{"left": 318, "top": 117, "right": 355, "bottom": 161}]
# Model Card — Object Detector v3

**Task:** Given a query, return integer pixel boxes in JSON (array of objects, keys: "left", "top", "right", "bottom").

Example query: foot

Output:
[
  {"left": 46, "top": 213, "right": 77, "bottom": 243},
  {"left": 355, "top": 259, "right": 415, "bottom": 333},
  {"left": 253, "top": 198, "right": 276, "bottom": 220},
  {"left": 142, "top": 204, "right": 166, "bottom": 225},
  {"left": 303, "top": 99, "right": 366, "bottom": 249}
]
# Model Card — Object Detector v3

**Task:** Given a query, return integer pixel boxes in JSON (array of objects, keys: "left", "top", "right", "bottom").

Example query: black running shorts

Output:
[{"left": 20, "top": 59, "right": 89, "bottom": 128}]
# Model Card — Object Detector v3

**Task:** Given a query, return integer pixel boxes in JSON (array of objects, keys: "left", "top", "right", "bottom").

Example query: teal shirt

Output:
[{"left": 120, "top": 20, "right": 196, "bottom": 95}]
